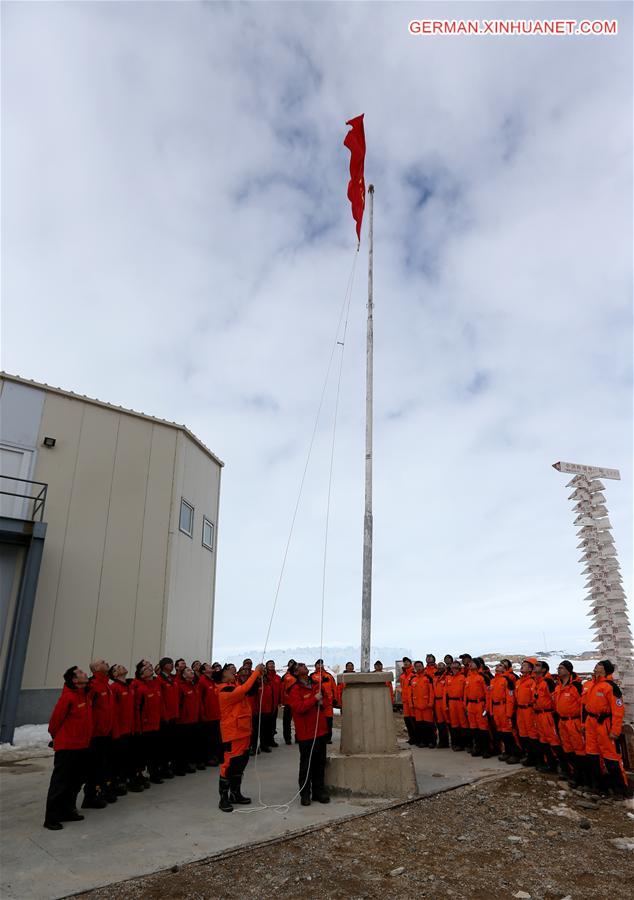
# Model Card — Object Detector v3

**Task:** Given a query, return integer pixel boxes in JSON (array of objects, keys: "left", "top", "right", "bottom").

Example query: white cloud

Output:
[{"left": 2, "top": 1, "right": 631, "bottom": 660}]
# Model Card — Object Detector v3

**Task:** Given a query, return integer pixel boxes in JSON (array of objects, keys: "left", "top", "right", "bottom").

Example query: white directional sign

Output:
[
  {"left": 574, "top": 515, "right": 597, "bottom": 527},
  {"left": 553, "top": 461, "right": 621, "bottom": 480}
]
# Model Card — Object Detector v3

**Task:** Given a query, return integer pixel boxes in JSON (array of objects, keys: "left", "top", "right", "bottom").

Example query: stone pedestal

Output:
[{"left": 326, "top": 671, "right": 417, "bottom": 798}]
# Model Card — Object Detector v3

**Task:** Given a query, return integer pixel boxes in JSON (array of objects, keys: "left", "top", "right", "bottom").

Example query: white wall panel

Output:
[
  {"left": 165, "top": 433, "right": 220, "bottom": 662},
  {"left": 45, "top": 405, "right": 119, "bottom": 683},
  {"left": 93, "top": 415, "right": 152, "bottom": 669},
  {"left": 24, "top": 395, "right": 85, "bottom": 688},
  {"left": 132, "top": 425, "right": 176, "bottom": 665}
]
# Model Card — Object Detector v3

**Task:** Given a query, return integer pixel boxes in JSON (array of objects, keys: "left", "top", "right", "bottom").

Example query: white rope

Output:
[{"left": 240, "top": 246, "right": 359, "bottom": 813}]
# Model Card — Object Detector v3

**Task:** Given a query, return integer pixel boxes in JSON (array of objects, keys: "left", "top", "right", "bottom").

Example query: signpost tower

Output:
[{"left": 553, "top": 461, "right": 633, "bottom": 723}]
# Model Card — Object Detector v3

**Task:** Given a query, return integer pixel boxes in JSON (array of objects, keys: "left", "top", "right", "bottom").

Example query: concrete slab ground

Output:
[{"left": 0, "top": 736, "right": 513, "bottom": 900}]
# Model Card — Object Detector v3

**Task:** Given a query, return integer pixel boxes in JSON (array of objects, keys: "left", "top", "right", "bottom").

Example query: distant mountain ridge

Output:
[
  {"left": 213, "top": 644, "right": 599, "bottom": 670},
  {"left": 213, "top": 645, "right": 410, "bottom": 669}
]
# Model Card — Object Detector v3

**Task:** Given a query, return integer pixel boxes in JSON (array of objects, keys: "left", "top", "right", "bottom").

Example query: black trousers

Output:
[
  {"left": 260, "top": 713, "right": 276, "bottom": 748},
  {"left": 174, "top": 723, "right": 197, "bottom": 768},
  {"left": 45, "top": 749, "right": 90, "bottom": 823},
  {"left": 139, "top": 730, "right": 161, "bottom": 776},
  {"left": 197, "top": 720, "right": 223, "bottom": 763},
  {"left": 404, "top": 716, "right": 417, "bottom": 743},
  {"left": 250, "top": 714, "right": 261, "bottom": 751},
  {"left": 111, "top": 735, "right": 133, "bottom": 783},
  {"left": 84, "top": 736, "right": 112, "bottom": 797},
  {"left": 436, "top": 722, "right": 449, "bottom": 747},
  {"left": 298, "top": 734, "right": 327, "bottom": 798},
  {"left": 326, "top": 716, "right": 333, "bottom": 742},
  {"left": 283, "top": 705, "right": 293, "bottom": 743},
  {"left": 159, "top": 720, "right": 177, "bottom": 772}
]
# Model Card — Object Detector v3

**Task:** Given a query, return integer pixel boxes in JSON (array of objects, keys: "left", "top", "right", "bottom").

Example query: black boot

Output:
[
  {"left": 535, "top": 742, "right": 551, "bottom": 773},
  {"left": 218, "top": 777, "right": 234, "bottom": 812},
  {"left": 60, "top": 809, "right": 84, "bottom": 822},
  {"left": 229, "top": 776, "right": 251, "bottom": 805},
  {"left": 568, "top": 754, "right": 584, "bottom": 788},
  {"left": 503, "top": 733, "right": 521, "bottom": 764},
  {"left": 81, "top": 791, "right": 107, "bottom": 809},
  {"left": 605, "top": 759, "right": 627, "bottom": 798},
  {"left": 312, "top": 787, "right": 330, "bottom": 804},
  {"left": 529, "top": 738, "right": 543, "bottom": 768}
]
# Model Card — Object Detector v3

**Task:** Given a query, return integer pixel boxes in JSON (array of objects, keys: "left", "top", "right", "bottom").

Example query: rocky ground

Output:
[{"left": 77, "top": 768, "right": 634, "bottom": 900}]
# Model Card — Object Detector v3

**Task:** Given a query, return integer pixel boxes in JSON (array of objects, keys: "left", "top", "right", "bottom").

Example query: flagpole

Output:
[{"left": 360, "top": 184, "right": 374, "bottom": 673}]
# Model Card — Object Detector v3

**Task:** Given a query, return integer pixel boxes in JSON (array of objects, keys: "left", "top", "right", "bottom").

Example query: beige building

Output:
[{"left": 0, "top": 373, "right": 223, "bottom": 729}]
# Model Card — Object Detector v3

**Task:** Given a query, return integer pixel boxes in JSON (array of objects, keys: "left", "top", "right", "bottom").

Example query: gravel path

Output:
[{"left": 76, "top": 769, "right": 634, "bottom": 900}]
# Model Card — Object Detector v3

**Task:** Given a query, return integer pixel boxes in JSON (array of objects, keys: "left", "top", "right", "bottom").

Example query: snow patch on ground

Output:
[{"left": 0, "top": 723, "right": 52, "bottom": 762}]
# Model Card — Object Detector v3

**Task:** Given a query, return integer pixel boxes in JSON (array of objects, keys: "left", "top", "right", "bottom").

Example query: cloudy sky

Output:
[{"left": 2, "top": 1, "right": 632, "bottom": 660}]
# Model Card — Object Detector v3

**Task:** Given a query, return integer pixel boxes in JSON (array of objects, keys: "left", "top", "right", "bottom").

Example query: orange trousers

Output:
[
  {"left": 557, "top": 717, "right": 585, "bottom": 755},
  {"left": 534, "top": 711, "right": 560, "bottom": 746},
  {"left": 585, "top": 717, "right": 621, "bottom": 762},
  {"left": 516, "top": 706, "right": 538, "bottom": 740},
  {"left": 447, "top": 699, "right": 467, "bottom": 729},
  {"left": 219, "top": 736, "right": 250, "bottom": 778},
  {"left": 490, "top": 704, "right": 513, "bottom": 734},
  {"left": 466, "top": 701, "right": 488, "bottom": 732}
]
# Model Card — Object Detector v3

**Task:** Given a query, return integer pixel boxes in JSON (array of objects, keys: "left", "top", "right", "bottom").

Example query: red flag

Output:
[{"left": 344, "top": 114, "right": 366, "bottom": 242}]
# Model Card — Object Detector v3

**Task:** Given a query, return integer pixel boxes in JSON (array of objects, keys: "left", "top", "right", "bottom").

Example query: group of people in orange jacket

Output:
[
  {"left": 43, "top": 649, "right": 628, "bottom": 828},
  {"left": 398, "top": 653, "right": 628, "bottom": 798},
  {"left": 43, "top": 655, "right": 230, "bottom": 829},
  {"left": 43, "top": 653, "right": 337, "bottom": 828}
]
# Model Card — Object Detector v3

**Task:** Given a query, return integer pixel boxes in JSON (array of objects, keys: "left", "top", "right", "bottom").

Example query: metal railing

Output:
[{"left": 0, "top": 474, "right": 48, "bottom": 522}]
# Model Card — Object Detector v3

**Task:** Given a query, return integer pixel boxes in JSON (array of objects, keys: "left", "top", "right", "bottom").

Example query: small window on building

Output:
[
  {"left": 202, "top": 517, "right": 214, "bottom": 551},
  {"left": 179, "top": 498, "right": 194, "bottom": 537}
]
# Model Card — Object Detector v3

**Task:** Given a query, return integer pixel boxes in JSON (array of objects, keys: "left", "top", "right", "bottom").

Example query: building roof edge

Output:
[{"left": 0, "top": 372, "right": 225, "bottom": 468}]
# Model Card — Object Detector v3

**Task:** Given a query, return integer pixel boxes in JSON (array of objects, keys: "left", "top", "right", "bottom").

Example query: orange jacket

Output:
[
  {"left": 88, "top": 672, "right": 113, "bottom": 738},
  {"left": 464, "top": 671, "right": 487, "bottom": 706},
  {"left": 399, "top": 666, "right": 415, "bottom": 707},
  {"left": 133, "top": 678, "right": 162, "bottom": 734},
  {"left": 281, "top": 671, "right": 296, "bottom": 705},
  {"left": 287, "top": 678, "right": 328, "bottom": 741},
  {"left": 48, "top": 686, "right": 93, "bottom": 751},
  {"left": 584, "top": 676, "right": 625, "bottom": 736},
  {"left": 445, "top": 671, "right": 466, "bottom": 706},
  {"left": 258, "top": 678, "right": 276, "bottom": 715},
  {"left": 432, "top": 673, "right": 447, "bottom": 722},
  {"left": 268, "top": 671, "right": 283, "bottom": 707},
  {"left": 411, "top": 671, "right": 434, "bottom": 713},
  {"left": 177, "top": 680, "right": 200, "bottom": 725},
  {"left": 553, "top": 678, "right": 583, "bottom": 719},
  {"left": 533, "top": 675, "right": 556, "bottom": 713},
  {"left": 110, "top": 680, "right": 134, "bottom": 738},
  {"left": 312, "top": 670, "right": 336, "bottom": 716},
  {"left": 487, "top": 673, "right": 515, "bottom": 719},
  {"left": 218, "top": 670, "right": 261, "bottom": 742},
  {"left": 198, "top": 674, "right": 221, "bottom": 722},
  {"left": 515, "top": 673, "right": 535, "bottom": 708}
]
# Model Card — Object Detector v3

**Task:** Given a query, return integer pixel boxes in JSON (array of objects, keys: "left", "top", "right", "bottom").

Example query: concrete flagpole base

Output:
[{"left": 326, "top": 671, "right": 417, "bottom": 799}]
